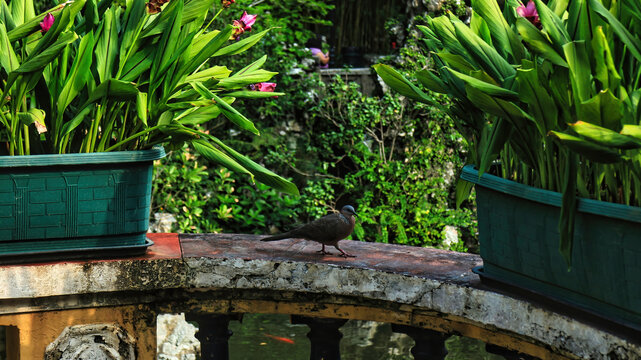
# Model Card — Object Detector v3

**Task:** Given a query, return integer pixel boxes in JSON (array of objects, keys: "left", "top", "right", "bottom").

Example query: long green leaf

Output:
[
  {"left": 415, "top": 69, "right": 448, "bottom": 94},
  {"left": 235, "top": 55, "right": 267, "bottom": 76},
  {"left": 533, "top": 0, "right": 570, "bottom": 49},
  {"left": 118, "top": 0, "right": 145, "bottom": 66},
  {"left": 548, "top": 130, "right": 622, "bottom": 163},
  {"left": 578, "top": 90, "right": 623, "bottom": 131},
  {"left": 591, "top": 26, "right": 621, "bottom": 91},
  {"left": 373, "top": 64, "right": 435, "bottom": 104},
  {"left": 569, "top": 121, "right": 641, "bottom": 149},
  {"left": 2, "top": 31, "right": 77, "bottom": 104},
  {"left": 28, "top": 0, "right": 85, "bottom": 57},
  {"left": 211, "top": 93, "right": 259, "bottom": 135},
  {"left": 452, "top": 19, "right": 515, "bottom": 82},
  {"left": 217, "top": 69, "right": 278, "bottom": 89},
  {"left": 472, "top": 0, "right": 524, "bottom": 62},
  {"left": 150, "top": 0, "right": 183, "bottom": 94},
  {"left": 620, "top": 125, "right": 641, "bottom": 140},
  {"left": 589, "top": 0, "right": 641, "bottom": 62},
  {"left": 516, "top": 18, "right": 568, "bottom": 67},
  {"left": 563, "top": 41, "right": 591, "bottom": 104},
  {"left": 136, "top": 91, "right": 148, "bottom": 126},
  {"left": 181, "top": 25, "right": 233, "bottom": 77},
  {"left": 191, "top": 139, "right": 252, "bottom": 177},
  {"left": 0, "top": 22, "right": 19, "bottom": 74},
  {"left": 120, "top": 46, "right": 154, "bottom": 82},
  {"left": 446, "top": 67, "right": 518, "bottom": 98},
  {"left": 464, "top": 84, "right": 532, "bottom": 122},
  {"left": 566, "top": 0, "right": 590, "bottom": 42},
  {"left": 517, "top": 67, "right": 558, "bottom": 134},
  {"left": 95, "top": 7, "right": 119, "bottom": 82},
  {"left": 478, "top": 118, "right": 512, "bottom": 176},
  {"left": 436, "top": 52, "right": 477, "bottom": 73},
  {"left": 176, "top": 104, "right": 223, "bottom": 125},
  {"left": 558, "top": 152, "right": 577, "bottom": 268},
  {"left": 455, "top": 178, "right": 474, "bottom": 209},
  {"left": 0, "top": 1, "right": 17, "bottom": 32},
  {"left": 191, "top": 82, "right": 258, "bottom": 134},
  {"left": 59, "top": 105, "right": 92, "bottom": 138},
  {"left": 213, "top": 28, "right": 271, "bottom": 57},
  {"left": 207, "top": 135, "right": 299, "bottom": 195},
  {"left": 83, "top": 78, "right": 139, "bottom": 106},
  {"left": 58, "top": 31, "right": 95, "bottom": 114},
  {"left": 424, "top": 18, "right": 469, "bottom": 59},
  {"left": 142, "top": 0, "right": 215, "bottom": 37}
]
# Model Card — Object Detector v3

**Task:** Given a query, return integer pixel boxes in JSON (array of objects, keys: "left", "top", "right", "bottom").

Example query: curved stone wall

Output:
[{"left": 0, "top": 233, "right": 638, "bottom": 359}]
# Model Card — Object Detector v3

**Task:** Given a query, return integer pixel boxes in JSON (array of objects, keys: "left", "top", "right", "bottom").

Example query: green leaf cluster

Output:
[
  {"left": 152, "top": 147, "right": 301, "bottom": 233},
  {"left": 0, "top": 0, "right": 297, "bottom": 194},
  {"left": 374, "top": 0, "right": 641, "bottom": 266}
]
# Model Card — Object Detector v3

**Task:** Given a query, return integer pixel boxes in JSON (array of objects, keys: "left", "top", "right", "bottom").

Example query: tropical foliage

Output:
[
  {"left": 0, "top": 0, "right": 297, "bottom": 194},
  {"left": 375, "top": 0, "right": 641, "bottom": 264}
]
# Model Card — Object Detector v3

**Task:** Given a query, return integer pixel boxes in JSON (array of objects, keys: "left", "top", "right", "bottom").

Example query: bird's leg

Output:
[
  {"left": 334, "top": 244, "right": 356, "bottom": 258},
  {"left": 317, "top": 244, "right": 331, "bottom": 255}
]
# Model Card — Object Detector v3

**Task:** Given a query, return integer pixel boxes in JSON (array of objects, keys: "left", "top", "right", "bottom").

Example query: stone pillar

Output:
[
  {"left": 185, "top": 313, "right": 242, "bottom": 360},
  {"left": 391, "top": 324, "right": 448, "bottom": 360},
  {"left": 291, "top": 315, "right": 348, "bottom": 360}
]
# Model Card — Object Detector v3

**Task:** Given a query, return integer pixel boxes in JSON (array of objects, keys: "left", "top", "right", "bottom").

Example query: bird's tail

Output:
[{"left": 261, "top": 233, "right": 291, "bottom": 241}]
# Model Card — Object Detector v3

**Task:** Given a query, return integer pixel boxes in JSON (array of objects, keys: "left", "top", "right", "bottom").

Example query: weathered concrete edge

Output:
[
  {"left": 0, "top": 256, "right": 639, "bottom": 359},
  {"left": 184, "top": 257, "right": 641, "bottom": 359}
]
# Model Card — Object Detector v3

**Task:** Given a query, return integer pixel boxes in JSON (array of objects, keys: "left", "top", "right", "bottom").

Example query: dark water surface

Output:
[{"left": 228, "top": 314, "right": 504, "bottom": 359}]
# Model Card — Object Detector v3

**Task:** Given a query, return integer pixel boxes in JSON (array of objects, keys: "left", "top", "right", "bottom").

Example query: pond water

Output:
[{"left": 228, "top": 313, "right": 505, "bottom": 360}]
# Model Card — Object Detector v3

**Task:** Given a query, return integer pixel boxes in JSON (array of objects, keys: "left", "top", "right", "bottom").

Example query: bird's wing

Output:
[{"left": 293, "top": 213, "right": 345, "bottom": 242}]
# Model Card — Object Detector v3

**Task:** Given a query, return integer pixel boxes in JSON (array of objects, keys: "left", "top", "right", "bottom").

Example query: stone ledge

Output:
[{"left": 0, "top": 233, "right": 639, "bottom": 359}]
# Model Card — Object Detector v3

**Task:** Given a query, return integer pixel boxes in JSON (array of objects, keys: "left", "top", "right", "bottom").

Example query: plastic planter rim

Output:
[
  {"left": 460, "top": 164, "right": 641, "bottom": 224},
  {"left": 0, "top": 146, "right": 166, "bottom": 168}
]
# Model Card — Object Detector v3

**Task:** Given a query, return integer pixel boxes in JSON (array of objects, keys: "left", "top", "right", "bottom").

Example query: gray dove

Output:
[{"left": 262, "top": 205, "right": 357, "bottom": 257}]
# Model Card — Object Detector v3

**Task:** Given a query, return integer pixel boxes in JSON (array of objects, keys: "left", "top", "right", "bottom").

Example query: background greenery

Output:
[
  {"left": 32, "top": 0, "right": 476, "bottom": 250},
  {"left": 151, "top": 0, "right": 476, "bottom": 251}
]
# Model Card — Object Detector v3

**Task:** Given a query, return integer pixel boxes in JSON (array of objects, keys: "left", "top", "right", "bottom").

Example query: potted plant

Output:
[
  {"left": 374, "top": 0, "right": 641, "bottom": 328},
  {"left": 0, "top": 0, "right": 297, "bottom": 261}
]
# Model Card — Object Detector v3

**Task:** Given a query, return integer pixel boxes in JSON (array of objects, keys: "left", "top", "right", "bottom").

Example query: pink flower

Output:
[
  {"left": 250, "top": 82, "right": 278, "bottom": 98},
  {"left": 256, "top": 82, "right": 276, "bottom": 92},
  {"left": 231, "top": 11, "right": 257, "bottom": 40},
  {"left": 239, "top": 11, "right": 257, "bottom": 30},
  {"left": 40, "top": 13, "right": 55, "bottom": 33},
  {"left": 516, "top": 1, "right": 540, "bottom": 27}
]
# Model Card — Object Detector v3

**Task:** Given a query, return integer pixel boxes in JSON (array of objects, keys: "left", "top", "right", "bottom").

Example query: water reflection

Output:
[{"left": 228, "top": 314, "right": 504, "bottom": 360}]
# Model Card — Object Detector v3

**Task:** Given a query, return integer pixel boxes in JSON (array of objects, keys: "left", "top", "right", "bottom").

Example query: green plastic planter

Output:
[
  {"left": 461, "top": 165, "right": 641, "bottom": 329},
  {"left": 0, "top": 147, "right": 165, "bottom": 260}
]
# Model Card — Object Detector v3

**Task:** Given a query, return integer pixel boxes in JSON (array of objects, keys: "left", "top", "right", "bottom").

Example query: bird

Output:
[{"left": 262, "top": 205, "right": 358, "bottom": 258}]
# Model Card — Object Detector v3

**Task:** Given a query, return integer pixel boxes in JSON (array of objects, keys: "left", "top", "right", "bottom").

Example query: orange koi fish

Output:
[{"left": 264, "top": 333, "right": 295, "bottom": 345}]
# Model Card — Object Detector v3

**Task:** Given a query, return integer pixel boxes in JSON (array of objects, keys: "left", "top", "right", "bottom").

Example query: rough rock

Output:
[{"left": 157, "top": 313, "right": 200, "bottom": 360}]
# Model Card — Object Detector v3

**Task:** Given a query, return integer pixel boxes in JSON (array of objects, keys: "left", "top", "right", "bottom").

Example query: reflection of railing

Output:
[{"left": 0, "top": 233, "right": 639, "bottom": 359}]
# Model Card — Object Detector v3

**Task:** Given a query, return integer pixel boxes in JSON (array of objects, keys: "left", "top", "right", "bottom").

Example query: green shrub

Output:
[
  {"left": 301, "top": 78, "right": 476, "bottom": 250},
  {"left": 150, "top": 6, "right": 478, "bottom": 252},
  {"left": 152, "top": 147, "right": 300, "bottom": 234}
]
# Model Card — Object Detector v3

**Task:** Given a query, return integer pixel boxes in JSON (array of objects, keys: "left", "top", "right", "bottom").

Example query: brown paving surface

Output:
[
  {"left": 179, "top": 233, "right": 482, "bottom": 286},
  {"left": 1, "top": 233, "right": 181, "bottom": 268},
  {"left": 3, "top": 233, "right": 481, "bottom": 286},
  {"left": 143, "top": 233, "right": 182, "bottom": 260}
]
